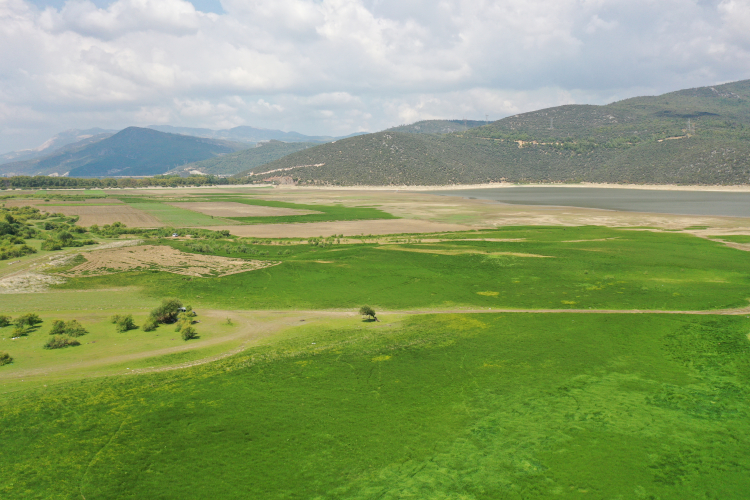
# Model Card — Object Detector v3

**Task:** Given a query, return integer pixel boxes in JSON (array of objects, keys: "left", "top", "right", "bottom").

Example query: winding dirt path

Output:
[{"left": 3, "top": 304, "right": 749, "bottom": 383}]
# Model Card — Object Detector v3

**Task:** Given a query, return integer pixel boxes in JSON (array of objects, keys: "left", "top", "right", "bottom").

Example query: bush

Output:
[
  {"left": 111, "top": 314, "right": 136, "bottom": 332},
  {"left": 0, "top": 351, "right": 12, "bottom": 366},
  {"left": 12, "top": 324, "right": 26, "bottom": 337},
  {"left": 49, "top": 320, "right": 66, "bottom": 335},
  {"left": 150, "top": 298, "right": 183, "bottom": 324},
  {"left": 15, "top": 313, "right": 42, "bottom": 328},
  {"left": 44, "top": 336, "right": 80, "bottom": 349},
  {"left": 65, "top": 320, "right": 87, "bottom": 337},
  {"left": 0, "top": 315, "right": 11, "bottom": 327},
  {"left": 180, "top": 325, "right": 198, "bottom": 341},
  {"left": 141, "top": 318, "right": 158, "bottom": 332}
]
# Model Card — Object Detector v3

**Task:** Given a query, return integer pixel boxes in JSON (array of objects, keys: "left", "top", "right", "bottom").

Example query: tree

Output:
[
  {"left": 359, "top": 306, "right": 377, "bottom": 321},
  {"left": 0, "top": 315, "right": 11, "bottom": 328},
  {"left": 149, "top": 298, "right": 183, "bottom": 324}
]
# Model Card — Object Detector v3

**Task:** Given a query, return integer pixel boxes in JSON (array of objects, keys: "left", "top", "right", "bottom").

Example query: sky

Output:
[{"left": 2, "top": 0, "right": 750, "bottom": 153}]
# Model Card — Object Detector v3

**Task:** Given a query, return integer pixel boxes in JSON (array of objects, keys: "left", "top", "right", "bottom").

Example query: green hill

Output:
[
  {"left": 173, "top": 140, "right": 317, "bottom": 176},
  {"left": 239, "top": 80, "right": 750, "bottom": 185},
  {"left": 0, "top": 127, "right": 247, "bottom": 178}
]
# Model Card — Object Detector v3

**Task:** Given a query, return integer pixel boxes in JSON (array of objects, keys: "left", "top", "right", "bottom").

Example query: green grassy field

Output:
[
  {"left": 711, "top": 234, "right": 750, "bottom": 244},
  {"left": 55, "top": 226, "right": 750, "bottom": 311},
  {"left": 1, "top": 312, "right": 748, "bottom": 498},
  {"left": 125, "top": 201, "right": 233, "bottom": 226},
  {"left": 214, "top": 196, "right": 398, "bottom": 224},
  {"left": 1, "top": 223, "right": 749, "bottom": 498}
]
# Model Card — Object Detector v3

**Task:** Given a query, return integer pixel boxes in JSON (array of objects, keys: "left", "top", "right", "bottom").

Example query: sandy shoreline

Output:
[
  {"left": 10, "top": 182, "right": 750, "bottom": 194},
  {"left": 281, "top": 182, "right": 750, "bottom": 193}
]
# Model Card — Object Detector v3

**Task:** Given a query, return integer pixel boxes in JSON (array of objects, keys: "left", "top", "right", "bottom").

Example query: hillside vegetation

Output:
[
  {"left": 173, "top": 140, "right": 317, "bottom": 176},
  {"left": 386, "top": 119, "right": 486, "bottom": 134},
  {"left": 241, "top": 80, "right": 750, "bottom": 185},
  {"left": 0, "top": 127, "right": 247, "bottom": 178}
]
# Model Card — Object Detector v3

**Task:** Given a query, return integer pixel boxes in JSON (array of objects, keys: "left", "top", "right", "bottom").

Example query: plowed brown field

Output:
[{"left": 44, "top": 205, "right": 162, "bottom": 227}]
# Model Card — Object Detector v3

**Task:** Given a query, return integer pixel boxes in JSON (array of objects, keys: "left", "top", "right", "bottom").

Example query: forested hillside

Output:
[
  {"left": 175, "top": 140, "right": 317, "bottom": 176},
  {"left": 240, "top": 80, "right": 750, "bottom": 185}
]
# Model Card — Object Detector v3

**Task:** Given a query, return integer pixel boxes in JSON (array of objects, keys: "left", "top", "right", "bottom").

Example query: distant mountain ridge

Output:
[
  {"left": 0, "top": 128, "right": 116, "bottom": 166},
  {"left": 147, "top": 125, "right": 361, "bottom": 144},
  {"left": 238, "top": 79, "right": 750, "bottom": 186},
  {"left": 0, "top": 127, "right": 247, "bottom": 177}
]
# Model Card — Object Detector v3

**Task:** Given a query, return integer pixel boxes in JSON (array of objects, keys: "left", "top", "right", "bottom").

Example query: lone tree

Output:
[
  {"left": 150, "top": 298, "right": 183, "bottom": 324},
  {"left": 359, "top": 306, "right": 377, "bottom": 321}
]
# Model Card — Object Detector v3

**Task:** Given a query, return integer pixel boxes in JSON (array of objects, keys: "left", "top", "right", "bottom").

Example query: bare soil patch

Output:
[
  {"left": 0, "top": 272, "right": 66, "bottom": 294},
  {"left": 39, "top": 205, "right": 162, "bottom": 227},
  {"left": 170, "top": 202, "right": 321, "bottom": 217},
  {"left": 59, "top": 245, "right": 278, "bottom": 277},
  {"left": 204, "top": 219, "right": 472, "bottom": 238}
]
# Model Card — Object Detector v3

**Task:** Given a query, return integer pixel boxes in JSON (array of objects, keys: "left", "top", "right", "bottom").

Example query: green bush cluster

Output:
[
  {"left": 0, "top": 351, "right": 12, "bottom": 366},
  {"left": 44, "top": 336, "right": 81, "bottom": 349},
  {"left": 110, "top": 314, "right": 136, "bottom": 333},
  {"left": 11, "top": 313, "right": 42, "bottom": 336},
  {"left": 48, "top": 319, "right": 87, "bottom": 337}
]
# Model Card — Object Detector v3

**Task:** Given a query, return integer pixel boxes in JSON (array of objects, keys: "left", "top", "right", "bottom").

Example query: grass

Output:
[
  {"left": 53, "top": 226, "right": 750, "bottom": 311},
  {"left": 0, "top": 308, "right": 248, "bottom": 392},
  {"left": 125, "top": 201, "right": 233, "bottom": 226},
  {"left": 1, "top": 312, "right": 749, "bottom": 498},
  {"left": 111, "top": 195, "right": 397, "bottom": 226},
  {"left": 710, "top": 234, "right": 750, "bottom": 244},
  {"left": 214, "top": 197, "right": 398, "bottom": 224}
]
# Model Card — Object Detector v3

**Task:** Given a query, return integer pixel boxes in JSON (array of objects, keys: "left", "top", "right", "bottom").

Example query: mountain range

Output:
[
  {"left": 0, "top": 127, "right": 247, "bottom": 177},
  {"left": 238, "top": 80, "right": 750, "bottom": 186}
]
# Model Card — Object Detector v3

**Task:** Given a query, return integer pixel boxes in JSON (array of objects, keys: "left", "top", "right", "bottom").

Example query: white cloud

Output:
[{"left": 1, "top": 0, "right": 749, "bottom": 152}]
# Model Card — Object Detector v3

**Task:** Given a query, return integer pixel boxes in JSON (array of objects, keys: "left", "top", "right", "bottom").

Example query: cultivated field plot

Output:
[
  {"left": 205, "top": 219, "right": 472, "bottom": 237},
  {"left": 170, "top": 201, "right": 321, "bottom": 217},
  {"left": 42, "top": 204, "right": 163, "bottom": 227},
  {"left": 58, "top": 245, "right": 277, "bottom": 277}
]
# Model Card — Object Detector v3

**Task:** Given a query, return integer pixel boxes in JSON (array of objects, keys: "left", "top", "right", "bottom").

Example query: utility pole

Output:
[
  {"left": 485, "top": 114, "right": 489, "bottom": 125},
  {"left": 550, "top": 118, "right": 554, "bottom": 130}
]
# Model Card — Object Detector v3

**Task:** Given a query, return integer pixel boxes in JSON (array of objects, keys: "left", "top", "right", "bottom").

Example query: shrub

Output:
[
  {"left": 64, "top": 320, "right": 87, "bottom": 337},
  {"left": 49, "top": 320, "right": 66, "bottom": 335},
  {"left": 0, "top": 352, "right": 12, "bottom": 366},
  {"left": 141, "top": 318, "right": 158, "bottom": 332},
  {"left": 0, "top": 315, "right": 11, "bottom": 327},
  {"left": 44, "top": 336, "right": 80, "bottom": 349},
  {"left": 149, "top": 298, "right": 183, "bottom": 324},
  {"left": 12, "top": 324, "right": 26, "bottom": 337},
  {"left": 15, "top": 313, "right": 42, "bottom": 328},
  {"left": 114, "top": 314, "right": 136, "bottom": 333},
  {"left": 180, "top": 325, "right": 198, "bottom": 341}
]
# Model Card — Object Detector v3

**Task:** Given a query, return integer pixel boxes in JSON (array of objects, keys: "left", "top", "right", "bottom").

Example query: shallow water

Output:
[{"left": 428, "top": 187, "right": 750, "bottom": 217}]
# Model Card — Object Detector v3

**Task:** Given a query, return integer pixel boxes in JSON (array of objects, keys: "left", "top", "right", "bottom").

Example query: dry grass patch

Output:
[
  {"left": 58, "top": 245, "right": 278, "bottom": 277},
  {"left": 170, "top": 202, "right": 321, "bottom": 217}
]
